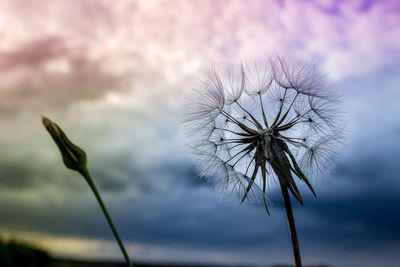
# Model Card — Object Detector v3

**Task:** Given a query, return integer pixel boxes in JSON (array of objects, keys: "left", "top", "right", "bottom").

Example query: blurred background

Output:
[{"left": 0, "top": 0, "right": 399, "bottom": 266}]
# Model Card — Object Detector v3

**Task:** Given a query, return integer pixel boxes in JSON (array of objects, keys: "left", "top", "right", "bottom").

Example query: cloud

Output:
[
  {"left": 0, "top": 37, "right": 139, "bottom": 114},
  {"left": 0, "top": 37, "right": 67, "bottom": 70},
  {"left": 1, "top": 0, "right": 399, "bottom": 114},
  {"left": 0, "top": 1, "right": 399, "bottom": 266}
]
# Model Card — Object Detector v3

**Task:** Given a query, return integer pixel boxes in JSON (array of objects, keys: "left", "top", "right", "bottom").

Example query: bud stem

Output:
[
  {"left": 280, "top": 181, "right": 302, "bottom": 267},
  {"left": 80, "top": 168, "right": 134, "bottom": 267}
]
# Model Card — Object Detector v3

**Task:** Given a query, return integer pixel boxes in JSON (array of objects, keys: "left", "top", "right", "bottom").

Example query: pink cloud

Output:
[{"left": 0, "top": 0, "right": 398, "bottom": 111}]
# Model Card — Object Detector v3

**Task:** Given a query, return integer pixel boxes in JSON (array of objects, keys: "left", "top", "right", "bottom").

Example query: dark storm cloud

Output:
[
  {"left": 0, "top": 143, "right": 278, "bottom": 249},
  {"left": 1, "top": 68, "right": 399, "bottom": 265},
  {"left": 0, "top": 161, "right": 38, "bottom": 189},
  {"left": 298, "top": 144, "right": 400, "bottom": 243},
  {"left": 1, "top": 115, "right": 399, "bottom": 256},
  {"left": 103, "top": 139, "right": 400, "bottom": 251},
  {"left": 0, "top": 157, "right": 83, "bottom": 192}
]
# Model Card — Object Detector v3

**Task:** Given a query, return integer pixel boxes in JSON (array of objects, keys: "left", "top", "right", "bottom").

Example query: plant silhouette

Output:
[
  {"left": 42, "top": 116, "right": 134, "bottom": 267},
  {"left": 0, "top": 239, "right": 51, "bottom": 267},
  {"left": 183, "top": 56, "right": 343, "bottom": 267}
]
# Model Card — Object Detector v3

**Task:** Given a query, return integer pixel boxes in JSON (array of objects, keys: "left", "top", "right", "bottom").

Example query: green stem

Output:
[
  {"left": 280, "top": 182, "right": 302, "bottom": 267},
  {"left": 81, "top": 168, "right": 133, "bottom": 267}
]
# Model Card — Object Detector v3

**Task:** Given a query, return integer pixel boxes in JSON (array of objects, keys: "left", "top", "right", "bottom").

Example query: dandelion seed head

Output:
[{"left": 183, "top": 56, "right": 343, "bottom": 209}]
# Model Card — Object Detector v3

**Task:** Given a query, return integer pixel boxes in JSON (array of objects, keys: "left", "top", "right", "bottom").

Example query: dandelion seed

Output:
[{"left": 183, "top": 56, "right": 343, "bottom": 267}]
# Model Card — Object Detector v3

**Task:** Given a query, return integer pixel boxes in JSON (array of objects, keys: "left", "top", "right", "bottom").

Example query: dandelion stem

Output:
[
  {"left": 280, "top": 181, "right": 302, "bottom": 267},
  {"left": 80, "top": 168, "right": 134, "bottom": 267}
]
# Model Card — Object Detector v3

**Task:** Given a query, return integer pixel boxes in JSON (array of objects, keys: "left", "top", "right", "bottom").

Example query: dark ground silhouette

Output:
[
  {"left": 0, "top": 238, "right": 332, "bottom": 267},
  {"left": 0, "top": 239, "right": 51, "bottom": 267}
]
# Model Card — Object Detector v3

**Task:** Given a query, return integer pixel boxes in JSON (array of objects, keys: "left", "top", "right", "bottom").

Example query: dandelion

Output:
[
  {"left": 42, "top": 116, "right": 134, "bottom": 267},
  {"left": 183, "top": 56, "right": 343, "bottom": 267}
]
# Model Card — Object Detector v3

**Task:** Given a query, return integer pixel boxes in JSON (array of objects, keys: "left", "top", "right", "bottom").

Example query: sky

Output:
[{"left": 0, "top": 0, "right": 400, "bottom": 266}]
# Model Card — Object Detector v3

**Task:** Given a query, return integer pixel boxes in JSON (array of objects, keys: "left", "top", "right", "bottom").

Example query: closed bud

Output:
[{"left": 42, "top": 115, "right": 87, "bottom": 175}]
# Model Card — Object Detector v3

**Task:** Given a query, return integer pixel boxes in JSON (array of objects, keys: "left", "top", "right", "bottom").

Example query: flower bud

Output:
[{"left": 42, "top": 115, "right": 87, "bottom": 174}]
